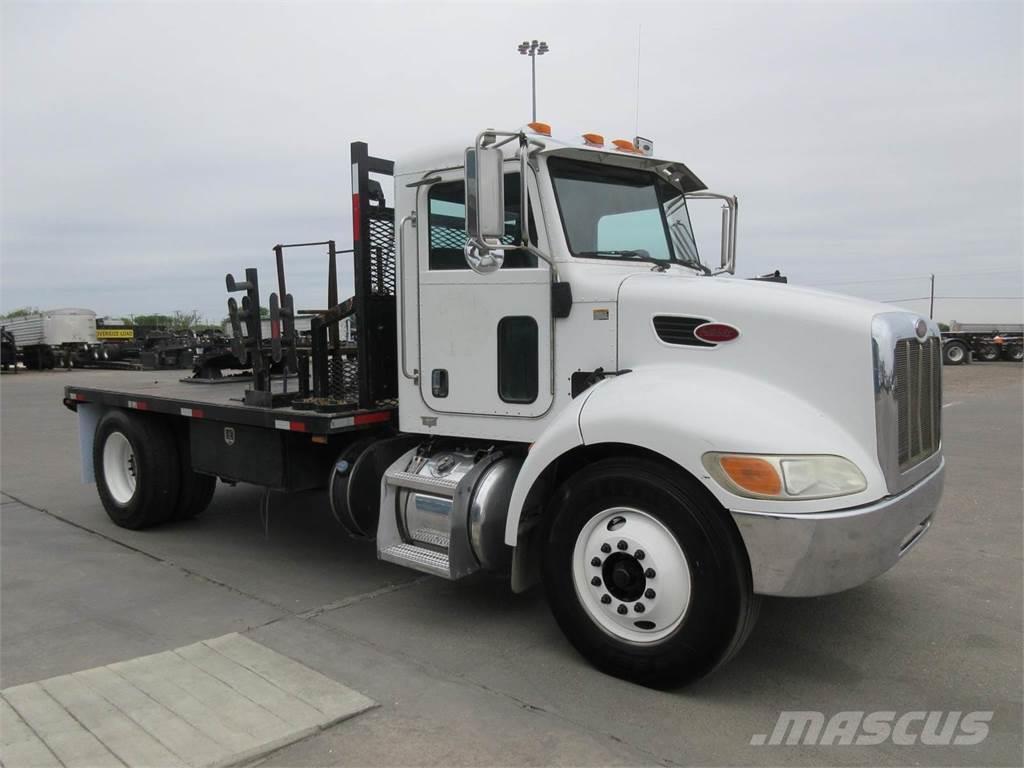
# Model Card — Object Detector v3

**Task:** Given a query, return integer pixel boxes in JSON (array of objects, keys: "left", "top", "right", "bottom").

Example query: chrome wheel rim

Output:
[
  {"left": 103, "top": 431, "right": 137, "bottom": 504},
  {"left": 947, "top": 345, "right": 964, "bottom": 363},
  {"left": 572, "top": 507, "right": 691, "bottom": 644}
]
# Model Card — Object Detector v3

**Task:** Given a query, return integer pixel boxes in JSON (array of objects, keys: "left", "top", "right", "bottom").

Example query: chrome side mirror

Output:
[
  {"left": 685, "top": 192, "right": 738, "bottom": 275},
  {"left": 464, "top": 146, "right": 505, "bottom": 274}
]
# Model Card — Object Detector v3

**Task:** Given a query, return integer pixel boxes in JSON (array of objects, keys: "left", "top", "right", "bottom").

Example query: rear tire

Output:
[
  {"left": 977, "top": 344, "right": 999, "bottom": 362},
  {"left": 943, "top": 341, "right": 968, "bottom": 365},
  {"left": 1002, "top": 345, "right": 1023, "bottom": 362},
  {"left": 172, "top": 427, "right": 216, "bottom": 520},
  {"left": 542, "top": 457, "right": 758, "bottom": 688},
  {"left": 94, "top": 410, "right": 180, "bottom": 529}
]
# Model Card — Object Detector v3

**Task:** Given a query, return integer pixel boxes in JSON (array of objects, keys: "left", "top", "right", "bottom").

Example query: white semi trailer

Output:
[
  {"left": 6, "top": 308, "right": 97, "bottom": 369},
  {"left": 64, "top": 126, "right": 945, "bottom": 687}
]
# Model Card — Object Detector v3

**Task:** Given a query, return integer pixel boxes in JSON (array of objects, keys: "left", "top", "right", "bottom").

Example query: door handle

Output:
[{"left": 397, "top": 212, "right": 419, "bottom": 383}]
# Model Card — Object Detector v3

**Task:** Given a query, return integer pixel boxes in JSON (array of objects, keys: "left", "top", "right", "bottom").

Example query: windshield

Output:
[{"left": 547, "top": 156, "right": 701, "bottom": 268}]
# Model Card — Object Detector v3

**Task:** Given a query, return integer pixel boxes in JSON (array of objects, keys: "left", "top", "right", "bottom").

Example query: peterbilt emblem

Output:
[
  {"left": 224, "top": 427, "right": 235, "bottom": 446},
  {"left": 915, "top": 318, "right": 928, "bottom": 339}
]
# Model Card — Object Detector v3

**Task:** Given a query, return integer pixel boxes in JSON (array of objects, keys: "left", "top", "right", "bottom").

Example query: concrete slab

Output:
[
  {"left": 3, "top": 363, "right": 1022, "bottom": 766},
  {"left": 0, "top": 698, "right": 62, "bottom": 768},
  {"left": 0, "top": 634, "right": 376, "bottom": 768},
  {"left": 0, "top": 499, "right": 285, "bottom": 688}
]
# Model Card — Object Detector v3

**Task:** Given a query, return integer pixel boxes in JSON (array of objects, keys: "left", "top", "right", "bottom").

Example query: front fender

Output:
[
  {"left": 503, "top": 386, "right": 592, "bottom": 546},
  {"left": 504, "top": 365, "right": 888, "bottom": 551},
  {"left": 577, "top": 365, "right": 886, "bottom": 514}
]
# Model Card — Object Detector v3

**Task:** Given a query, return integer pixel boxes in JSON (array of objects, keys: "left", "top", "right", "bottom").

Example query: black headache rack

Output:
[{"left": 63, "top": 141, "right": 399, "bottom": 435}]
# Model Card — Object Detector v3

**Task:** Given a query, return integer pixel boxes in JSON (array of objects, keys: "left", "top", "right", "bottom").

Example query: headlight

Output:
[{"left": 702, "top": 453, "right": 867, "bottom": 500}]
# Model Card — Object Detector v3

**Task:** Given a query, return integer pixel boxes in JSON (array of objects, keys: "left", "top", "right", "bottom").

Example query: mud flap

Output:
[{"left": 77, "top": 403, "right": 101, "bottom": 483}]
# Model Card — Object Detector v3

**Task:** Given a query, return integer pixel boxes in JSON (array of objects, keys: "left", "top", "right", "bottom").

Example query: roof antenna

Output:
[{"left": 634, "top": 25, "right": 642, "bottom": 136}]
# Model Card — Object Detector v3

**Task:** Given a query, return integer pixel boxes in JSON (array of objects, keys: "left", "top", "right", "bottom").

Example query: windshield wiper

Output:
[
  {"left": 576, "top": 250, "right": 670, "bottom": 271},
  {"left": 678, "top": 257, "right": 712, "bottom": 276}
]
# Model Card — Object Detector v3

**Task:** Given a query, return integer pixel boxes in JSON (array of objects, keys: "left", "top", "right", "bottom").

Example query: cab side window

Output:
[{"left": 427, "top": 176, "right": 538, "bottom": 270}]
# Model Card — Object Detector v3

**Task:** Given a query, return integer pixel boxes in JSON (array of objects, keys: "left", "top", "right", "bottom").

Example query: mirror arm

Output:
[{"left": 516, "top": 134, "right": 560, "bottom": 282}]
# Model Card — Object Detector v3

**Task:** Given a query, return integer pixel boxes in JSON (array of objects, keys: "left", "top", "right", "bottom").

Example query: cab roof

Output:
[{"left": 394, "top": 128, "right": 707, "bottom": 193}]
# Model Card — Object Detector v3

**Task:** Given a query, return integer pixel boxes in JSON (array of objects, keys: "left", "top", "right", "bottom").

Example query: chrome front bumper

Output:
[{"left": 731, "top": 459, "right": 945, "bottom": 597}]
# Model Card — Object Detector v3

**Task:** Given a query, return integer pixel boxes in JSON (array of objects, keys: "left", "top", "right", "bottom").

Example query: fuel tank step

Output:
[
  {"left": 378, "top": 543, "right": 451, "bottom": 578},
  {"left": 375, "top": 446, "right": 522, "bottom": 580}
]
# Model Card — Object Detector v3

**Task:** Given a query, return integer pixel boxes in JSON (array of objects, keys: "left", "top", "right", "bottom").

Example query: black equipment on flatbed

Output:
[{"left": 63, "top": 142, "right": 398, "bottom": 497}]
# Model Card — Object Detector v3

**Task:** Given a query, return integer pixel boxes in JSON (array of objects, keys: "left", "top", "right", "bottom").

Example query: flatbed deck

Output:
[{"left": 63, "top": 375, "right": 395, "bottom": 435}]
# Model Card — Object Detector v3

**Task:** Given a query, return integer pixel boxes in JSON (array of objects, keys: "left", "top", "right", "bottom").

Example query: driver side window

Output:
[{"left": 427, "top": 176, "right": 538, "bottom": 270}]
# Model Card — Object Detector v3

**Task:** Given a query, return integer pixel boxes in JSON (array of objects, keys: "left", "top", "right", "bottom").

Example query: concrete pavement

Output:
[{"left": 1, "top": 365, "right": 1021, "bottom": 766}]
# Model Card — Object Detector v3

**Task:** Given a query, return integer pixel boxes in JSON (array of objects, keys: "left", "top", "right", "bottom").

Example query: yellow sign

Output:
[{"left": 96, "top": 328, "right": 134, "bottom": 340}]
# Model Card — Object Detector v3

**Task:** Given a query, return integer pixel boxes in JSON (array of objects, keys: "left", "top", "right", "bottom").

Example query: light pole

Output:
[{"left": 517, "top": 39, "right": 549, "bottom": 122}]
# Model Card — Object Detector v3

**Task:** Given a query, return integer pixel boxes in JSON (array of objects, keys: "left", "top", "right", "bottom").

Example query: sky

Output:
[{"left": 2, "top": 0, "right": 1022, "bottom": 326}]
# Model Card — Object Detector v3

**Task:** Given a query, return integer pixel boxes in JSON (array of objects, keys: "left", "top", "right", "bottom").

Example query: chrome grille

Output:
[{"left": 893, "top": 337, "right": 942, "bottom": 468}]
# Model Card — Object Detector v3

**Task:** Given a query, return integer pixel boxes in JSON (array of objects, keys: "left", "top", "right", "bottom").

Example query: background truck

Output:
[
  {"left": 64, "top": 127, "right": 945, "bottom": 688},
  {"left": 1, "top": 327, "right": 18, "bottom": 372},
  {"left": 941, "top": 322, "right": 1023, "bottom": 365},
  {"left": 5, "top": 308, "right": 97, "bottom": 369}
]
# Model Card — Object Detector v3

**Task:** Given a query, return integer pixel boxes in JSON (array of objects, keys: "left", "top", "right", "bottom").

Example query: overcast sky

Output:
[{"left": 2, "top": 0, "right": 1021, "bottom": 325}]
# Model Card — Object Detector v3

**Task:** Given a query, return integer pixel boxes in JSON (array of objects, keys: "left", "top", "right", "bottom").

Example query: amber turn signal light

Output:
[{"left": 717, "top": 456, "right": 783, "bottom": 496}]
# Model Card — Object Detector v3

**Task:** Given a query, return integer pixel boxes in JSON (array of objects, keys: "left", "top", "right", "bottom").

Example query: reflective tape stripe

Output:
[
  {"left": 127, "top": 400, "right": 149, "bottom": 411},
  {"left": 354, "top": 412, "right": 391, "bottom": 426},
  {"left": 180, "top": 408, "right": 204, "bottom": 418},
  {"left": 274, "top": 420, "right": 308, "bottom": 432}
]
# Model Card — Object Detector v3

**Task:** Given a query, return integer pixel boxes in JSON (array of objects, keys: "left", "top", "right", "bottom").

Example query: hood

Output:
[{"left": 614, "top": 272, "right": 934, "bottom": 464}]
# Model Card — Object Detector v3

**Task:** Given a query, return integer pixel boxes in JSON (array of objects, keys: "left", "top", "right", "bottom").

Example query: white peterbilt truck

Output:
[{"left": 65, "top": 125, "right": 945, "bottom": 687}]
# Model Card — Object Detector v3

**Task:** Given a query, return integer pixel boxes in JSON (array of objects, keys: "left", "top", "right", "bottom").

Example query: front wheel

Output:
[
  {"left": 943, "top": 341, "right": 968, "bottom": 365},
  {"left": 542, "top": 457, "right": 758, "bottom": 688}
]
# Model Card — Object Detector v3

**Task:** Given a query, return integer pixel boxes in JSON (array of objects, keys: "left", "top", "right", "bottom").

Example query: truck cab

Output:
[
  {"left": 384, "top": 124, "right": 944, "bottom": 681},
  {"left": 68, "top": 124, "right": 945, "bottom": 687}
]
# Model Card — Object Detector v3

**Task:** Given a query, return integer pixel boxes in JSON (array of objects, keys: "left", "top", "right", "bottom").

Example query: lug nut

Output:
[
  {"left": 601, "top": 594, "right": 611, "bottom": 604},
  {"left": 591, "top": 557, "right": 602, "bottom": 567},
  {"left": 645, "top": 568, "right": 656, "bottom": 578},
  {"left": 600, "top": 543, "right": 611, "bottom": 554},
  {"left": 617, "top": 540, "right": 628, "bottom": 551},
  {"left": 635, "top": 549, "right": 645, "bottom": 560},
  {"left": 645, "top": 588, "right": 656, "bottom": 599},
  {"left": 635, "top": 603, "right": 645, "bottom": 613},
  {"left": 617, "top": 604, "right": 628, "bottom": 615},
  {"left": 591, "top": 577, "right": 601, "bottom": 587}
]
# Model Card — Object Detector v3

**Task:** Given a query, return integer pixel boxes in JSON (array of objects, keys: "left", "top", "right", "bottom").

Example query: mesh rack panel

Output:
[
  {"left": 328, "top": 352, "right": 360, "bottom": 404},
  {"left": 368, "top": 211, "right": 396, "bottom": 297}
]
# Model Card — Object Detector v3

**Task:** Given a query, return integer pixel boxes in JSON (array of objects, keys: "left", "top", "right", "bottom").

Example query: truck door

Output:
[{"left": 415, "top": 169, "right": 552, "bottom": 417}]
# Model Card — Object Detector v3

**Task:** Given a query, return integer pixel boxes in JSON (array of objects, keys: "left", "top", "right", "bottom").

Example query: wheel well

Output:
[{"left": 512, "top": 442, "right": 750, "bottom": 592}]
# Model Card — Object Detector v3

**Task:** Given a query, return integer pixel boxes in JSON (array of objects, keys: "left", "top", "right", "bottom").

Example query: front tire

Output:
[
  {"left": 94, "top": 410, "right": 180, "bottom": 529},
  {"left": 943, "top": 341, "right": 968, "bottom": 365},
  {"left": 542, "top": 457, "right": 758, "bottom": 688}
]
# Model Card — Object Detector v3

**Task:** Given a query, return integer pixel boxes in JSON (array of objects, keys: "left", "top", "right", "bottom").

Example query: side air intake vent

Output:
[{"left": 653, "top": 316, "right": 715, "bottom": 347}]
